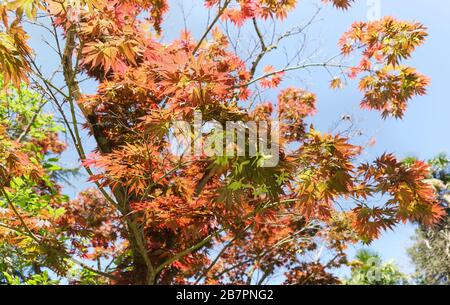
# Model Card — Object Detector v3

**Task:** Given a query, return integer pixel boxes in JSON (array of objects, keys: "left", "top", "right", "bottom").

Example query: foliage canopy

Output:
[{"left": 0, "top": 0, "right": 443, "bottom": 284}]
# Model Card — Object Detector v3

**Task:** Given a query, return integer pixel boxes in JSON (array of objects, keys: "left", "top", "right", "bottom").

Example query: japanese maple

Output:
[{"left": 0, "top": 0, "right": 443, "bottom": 285}]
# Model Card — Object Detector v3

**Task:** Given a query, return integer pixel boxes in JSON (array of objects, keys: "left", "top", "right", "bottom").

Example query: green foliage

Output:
[
  {"left": 0, "top": 77, "right": 67, "bottom": 210},
  {"left": 2, "top": 270, "right": 59, "bottom": 285},
  {"left": 344, "top": 249, "right": 408, "bottom": 285},
  {"left": 0, "top": 80, "right": 63, "bottom": 142},
  {"left": 68, "top": 265, "right": 109, "bottom": 285},
  {"left": 0, "top": 243, "right": 60, "bottom": 285},
  {"left": 0, "top": 77, "right": 67, "bottom": 285}
]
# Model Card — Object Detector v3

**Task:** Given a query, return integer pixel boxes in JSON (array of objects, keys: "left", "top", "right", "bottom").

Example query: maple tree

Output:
[{"left": 0, "top": 0, "right": 444, "bottom": 284}]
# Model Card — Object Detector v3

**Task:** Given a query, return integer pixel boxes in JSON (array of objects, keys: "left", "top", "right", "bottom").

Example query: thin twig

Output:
[{"left": 192, "top": 0, "right": 231, "bottom": 54}]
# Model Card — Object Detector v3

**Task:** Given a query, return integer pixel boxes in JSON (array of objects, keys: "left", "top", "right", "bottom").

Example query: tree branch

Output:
[{"left": 192, "top": 0, "right": 231, "bottom": 55}]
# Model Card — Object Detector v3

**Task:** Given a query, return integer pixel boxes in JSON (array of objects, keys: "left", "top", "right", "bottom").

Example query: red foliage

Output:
[{"left": 0, "top": 0, "right": 441, "bottom": 285}]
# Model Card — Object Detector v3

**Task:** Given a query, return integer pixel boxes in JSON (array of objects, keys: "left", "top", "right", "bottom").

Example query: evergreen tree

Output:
[{"left": 409, "top": 154, "right": 450, "bottom": 284}]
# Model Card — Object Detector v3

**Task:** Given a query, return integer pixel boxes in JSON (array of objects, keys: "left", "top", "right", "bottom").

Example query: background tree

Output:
[
  {"left": 0, "top": 0, "right": 444, "bottom": 284},
  {"left": 0, "top": 77, "right": 66, "bottom": 284},
  {"left": 344, "top": 249, "right": 408, "bottom": 285},
  {"left": 408, "top": 154, "right": 450, "bottom": 284}
]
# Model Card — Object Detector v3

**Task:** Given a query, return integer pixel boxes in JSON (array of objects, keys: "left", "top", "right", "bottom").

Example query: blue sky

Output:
[{"left": 27, "top": 0, "right": 450, "bottom": 279}]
